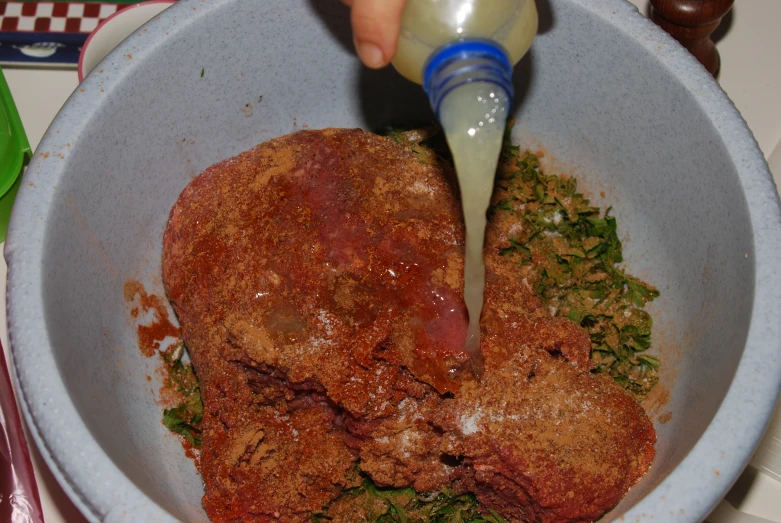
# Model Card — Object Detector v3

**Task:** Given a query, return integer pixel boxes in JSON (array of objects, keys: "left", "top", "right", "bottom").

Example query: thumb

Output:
[{"left": 347, "top": 0, "right": 407, "bottom": 69}]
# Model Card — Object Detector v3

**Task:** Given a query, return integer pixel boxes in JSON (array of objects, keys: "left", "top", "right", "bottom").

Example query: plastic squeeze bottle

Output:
[{"left": 392, "top": 0, "right": 538, "bottom": 378}]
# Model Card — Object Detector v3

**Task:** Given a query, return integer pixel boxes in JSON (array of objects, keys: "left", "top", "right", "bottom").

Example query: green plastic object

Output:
[{"left": 0, "top": 68, "right": 31, "bottom": 243}]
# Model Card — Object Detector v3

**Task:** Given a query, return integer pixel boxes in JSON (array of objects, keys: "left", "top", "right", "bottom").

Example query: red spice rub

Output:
[
  {"left": 124, "top": 279, "right": 180, "bottom": 357},
  {"left": 161, "top": 129, "right": 655, "bottom": 522}
]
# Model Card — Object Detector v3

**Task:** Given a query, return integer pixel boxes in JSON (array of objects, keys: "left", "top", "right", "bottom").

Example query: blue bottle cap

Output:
[{"left": 423, "top": 38, "right": 515, "bottom": 118}]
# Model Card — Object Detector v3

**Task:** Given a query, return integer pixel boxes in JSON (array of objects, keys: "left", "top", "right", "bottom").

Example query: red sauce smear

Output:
[{"left": 123, "top": 279, "right": 181, "bottom": 357}]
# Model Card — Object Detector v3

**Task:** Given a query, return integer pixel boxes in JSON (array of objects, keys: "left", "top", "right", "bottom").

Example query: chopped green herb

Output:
[
  {"left": 200, "top": 68, "right": 205, "bottom": 78},
  {"left": 163, "top": 404, "right": 202, "bottom": 447},
  {"left": 160, "top": 342, "right": 203, "bottom": 448},
  {"left": 379, "top": 126, "right": 451, "bottom": 166},
  {"left": 492, "top": 128, "right": 660, "bottom": 399},
  {"left": 313, "top": 478, "right": 508, "bottom": 523}
]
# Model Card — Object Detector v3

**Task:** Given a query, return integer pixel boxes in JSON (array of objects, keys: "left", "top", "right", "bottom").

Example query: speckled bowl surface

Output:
[{"left": 6, "top": 0, "right": 781, "bottom": 521}]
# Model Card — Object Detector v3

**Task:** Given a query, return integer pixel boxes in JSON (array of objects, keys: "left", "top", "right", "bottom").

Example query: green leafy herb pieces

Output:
[
  {"left": 200, "top": 68, "right": 205, "bottom": 78},
  {"left": 384, "top": 127, "right": 439, "bottom": 147},
  {"left": 314, "top": 479, "right": 508, "bottom": 523},
  {"left": 380, "top": 126, "right": 443, "bottom": 165},
  {"left": 160, "top": 342, "right": 204, "bottom": 448},
  {"left": 163, "top": 404, "right": 202, "bottom": 447},
  {"left": 493, "top": 141, "right": 661, "bottom": 399}
]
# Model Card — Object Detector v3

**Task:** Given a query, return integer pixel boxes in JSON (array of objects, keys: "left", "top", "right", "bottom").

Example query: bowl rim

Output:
[
  {"left": 77, "top": 0, "right": 177, "bottom": 82},
  {"left": 7, "top": 0, "right": 781, "bottom": 521}
]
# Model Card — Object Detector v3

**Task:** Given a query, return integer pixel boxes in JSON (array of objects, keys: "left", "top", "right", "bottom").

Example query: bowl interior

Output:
[{"left": 11, "top": 0, "right": 764, "bottom": 521}]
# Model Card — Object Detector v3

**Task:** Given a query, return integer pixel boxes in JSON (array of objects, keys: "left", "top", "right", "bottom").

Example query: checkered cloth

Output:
[{"left": 0, "top": 2, "right": 128, "bottom": 34}]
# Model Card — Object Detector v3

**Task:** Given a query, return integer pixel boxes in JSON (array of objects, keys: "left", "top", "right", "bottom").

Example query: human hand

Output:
[{"left": 341, "top": 0, "right": 408, "bottom": 69}]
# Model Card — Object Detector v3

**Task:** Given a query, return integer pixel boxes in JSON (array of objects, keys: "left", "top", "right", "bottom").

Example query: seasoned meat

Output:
[
  {"left": 163, "top": 129, "right": 473, "bottom": 521},
  {"left": 200, "top": 390, "right": 357, "bottom": 522},
  {"left": 162, "top": 129, "right": 655, "bottom": 523},
  {"left": 438, "top": 347, "right": 656, "bottom": 523},
  {"left": 349, "top": 293, "right": 653, "bottom": 523}
]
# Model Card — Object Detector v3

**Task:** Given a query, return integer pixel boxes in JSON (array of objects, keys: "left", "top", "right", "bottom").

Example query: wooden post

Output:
[{"left": 650, "top": 0, "right": 735, "bottom": 77}]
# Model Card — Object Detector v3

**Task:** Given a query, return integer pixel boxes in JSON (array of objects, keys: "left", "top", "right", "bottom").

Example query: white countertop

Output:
[{"left": 3, "top": 0, "right": 781, "bottom": 521}]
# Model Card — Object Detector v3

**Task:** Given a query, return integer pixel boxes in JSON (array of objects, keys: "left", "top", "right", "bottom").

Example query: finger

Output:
[{"left": 350, "top": 0, "right": 407, "bottom": 69}]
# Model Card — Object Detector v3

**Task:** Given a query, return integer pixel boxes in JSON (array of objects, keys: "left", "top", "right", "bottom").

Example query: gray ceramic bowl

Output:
[{"left": 7, "top": 0, "right": 781, "bottom": 521}]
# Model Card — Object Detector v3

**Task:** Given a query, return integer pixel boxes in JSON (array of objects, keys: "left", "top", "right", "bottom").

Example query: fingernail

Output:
[{"left": 356, "top": 41, "right": 385, "bottom": 68}]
